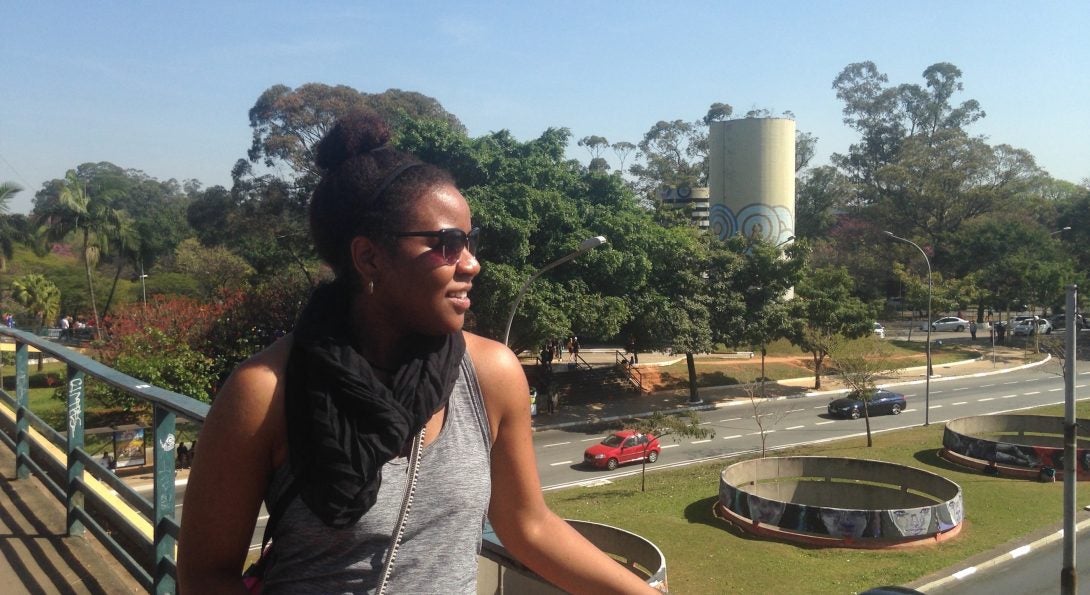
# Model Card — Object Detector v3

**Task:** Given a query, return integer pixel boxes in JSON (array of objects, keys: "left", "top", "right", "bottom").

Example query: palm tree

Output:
[
  {"left": 10, "top": 274, "right": 60, "bottom": 331},
  {"left": 10, "top": 273, "right": 61, "bottom": 371},
  {"left": 0, "top": 181, "right": 24, "bottom": 272},
  {"left": 35, "top": 171, "right": 124, "bottom": 339}
]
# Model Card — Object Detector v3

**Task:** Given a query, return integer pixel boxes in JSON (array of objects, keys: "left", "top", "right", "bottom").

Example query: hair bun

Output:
[{"left": 315, "top": 108, "right": 391, "bottom": 171}]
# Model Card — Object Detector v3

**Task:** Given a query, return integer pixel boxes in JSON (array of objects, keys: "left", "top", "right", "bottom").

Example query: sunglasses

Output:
[{"left": 392, "top": 227, "right": 481, "bottom": 264}]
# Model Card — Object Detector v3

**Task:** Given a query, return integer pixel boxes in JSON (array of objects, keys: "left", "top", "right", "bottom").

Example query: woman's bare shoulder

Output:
[{"left": 208, "top": 336, "right": 293, "bottom": 427}]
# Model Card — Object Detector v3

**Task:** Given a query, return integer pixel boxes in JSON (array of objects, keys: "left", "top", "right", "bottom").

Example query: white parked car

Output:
[
  {"left": 1012, "top": 317, "right": 1052, "bottom": 336},
  {"left": 873, "top": 322, "right": 885, "bottom": 339},
  {"left": 931, "top": 317, "right": 969, "bottom": 332}
]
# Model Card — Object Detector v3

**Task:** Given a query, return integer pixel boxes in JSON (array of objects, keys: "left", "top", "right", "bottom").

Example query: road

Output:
[
  {"left": 532, "top": 364, "right": 1089, "bottom": 489},
  {"left": 928, "top": 526, "right": 1090, "bottom": 594}
]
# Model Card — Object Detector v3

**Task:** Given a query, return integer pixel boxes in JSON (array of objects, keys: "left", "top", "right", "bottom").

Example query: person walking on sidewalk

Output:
[{"left": 969, "top": 320, "right": 978, "bottom": 341}]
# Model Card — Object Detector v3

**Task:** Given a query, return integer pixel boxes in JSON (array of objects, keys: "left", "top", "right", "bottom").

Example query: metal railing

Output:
[
  {"left": 614, "top": 350, "right": 645, "bottom": 392},
  {"left": 0, "top": 327, "right": 207, "bottom": 594}
]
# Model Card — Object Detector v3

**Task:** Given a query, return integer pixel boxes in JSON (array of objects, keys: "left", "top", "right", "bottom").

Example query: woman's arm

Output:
[
  {"left": 177, "top": 339, "right": 289, "bottom": 593},
  {"left": 468, "top": 334, "right": 656, "bottom": 594}
]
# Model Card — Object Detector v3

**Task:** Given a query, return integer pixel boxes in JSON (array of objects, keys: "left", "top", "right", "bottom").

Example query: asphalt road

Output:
[{"left": 533, "top": 364, "right": 1088, "bottom": 489}]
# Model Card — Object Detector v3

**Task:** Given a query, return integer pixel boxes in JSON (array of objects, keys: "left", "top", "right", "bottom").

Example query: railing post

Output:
[
  {"left": 153, "top": 404, "right": 177, "bottom": 594},
  {"left": 14, "top": 341, "right": 29, "bottom": 479},
  {"left": 66, "top": 364, "right": 87, "bottom": 536}
]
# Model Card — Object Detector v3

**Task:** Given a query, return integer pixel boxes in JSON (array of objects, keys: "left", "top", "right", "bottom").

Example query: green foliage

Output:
[
  {"left": 172, "top": 238, "right": 255, "bottom": 299},
  {"left": 9, "top": 273, "right": 61, "bottom": 330},
  {"left": 110, "top": 328, "right": 216, "bottom": 403},
  {"left": 625, "top": 410, "right": 712, "bottom": 491},
  {"left": 786, "top": 266, "right": 876, "bottom": 388}
]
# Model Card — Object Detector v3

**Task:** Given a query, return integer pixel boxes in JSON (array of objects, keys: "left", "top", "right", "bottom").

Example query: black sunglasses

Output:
[{"left": 392, "top": 227, "right": 480, "bottom": 264}]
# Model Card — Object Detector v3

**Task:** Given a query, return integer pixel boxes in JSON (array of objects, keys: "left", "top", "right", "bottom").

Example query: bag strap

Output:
[{"left": 376, "top": 427, "right": 426, "bottom": 594}]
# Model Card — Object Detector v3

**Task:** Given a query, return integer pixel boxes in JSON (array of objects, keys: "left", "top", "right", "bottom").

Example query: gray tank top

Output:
[{"left": 261, "top": 355, "right": 492, "bottom": 594}]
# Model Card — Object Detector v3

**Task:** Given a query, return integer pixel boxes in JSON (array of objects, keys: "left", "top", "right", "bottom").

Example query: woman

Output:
[{"left": 177, "top": 109, "right": 653, "bottom": 593}]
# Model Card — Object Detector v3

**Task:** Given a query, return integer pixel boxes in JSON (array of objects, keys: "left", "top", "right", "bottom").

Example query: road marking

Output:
[
  {"left": 952, "top": 402, "right": 967, "bottom": 405},
  {"left": 953, "top": 567, "right": 977, "bottom": 580},
  {"left": 550, "top": 460, "right": 573, "bottom": 466},
  {"left": 720, "top": 417, "right": 741, "bottom": 422},
  {"left": 723, "top": 435, "right": 741, "bottom": 440},
  {"left": 1049, "top": 388, "right": 1063, "bottom": 392},
  {"left": 691, "top": 439, "right": 711, "bottom": 444},
  {"left": 980, "top": 384, "right": 995, "bottom": 388},
  {"left": 1079, "top": 384, "right": 1088, "bottom": 389},
  {"left": 786, "top": 425, "right": 805, "bottom": 430},
  {"left": 813, "top": 406, "right": 826, "bottom": 410},
  {"left": 952, "top": 387, "right": 968, "bottom": 391},
  {"left": 747, "top": 430, "right": 775, "bottom": 436},
  {"left": 1025, "top": 391, "right": 1041, "bottom": 395},
  {"left": 662, "top": 443, "right": 680, "bottom": 449},
  {"left": 1010, "top": 545, "right": 1031, "bottom": 558},
  {"left": 931, "top": 390, "right": 944, "bottom": 394},
  {"left": 1000, "top": 394, "right": 1017, "bottom": 399},
  {"left": 1003, "top": 381, "right": 1019, "bottom": 385},
  {"left": 904, "top": 409, "right": 918, "bottom": 413},
  {"left": 581, "top": 437, "right": 604, "bottom": 442},
  {"left": 815, "top": 421, "right": 834, "bottom": 425},
  {"left": 543, "top": 441, "right": 571, "bottom": 447},
  {"left": 978, "top": 398, "right": 994, "bottom": 402},
  {"left": 931, "top": 405, "right": 943, "bottom": 409},
  {"left": 787, "top": 409, "right": 806, "bottom": 413},
  {"left": 699, "top": 421, "right": 713, "bottom": 425}
]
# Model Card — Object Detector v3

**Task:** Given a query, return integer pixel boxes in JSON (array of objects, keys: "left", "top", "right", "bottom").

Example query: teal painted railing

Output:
[{"left": 0, "top": 327, "right": 206, "bottom": 594}]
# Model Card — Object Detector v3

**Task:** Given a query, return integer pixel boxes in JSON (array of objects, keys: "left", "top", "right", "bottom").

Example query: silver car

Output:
[{"left": 931, "top": 317, "right": 969, "bottom": 332}]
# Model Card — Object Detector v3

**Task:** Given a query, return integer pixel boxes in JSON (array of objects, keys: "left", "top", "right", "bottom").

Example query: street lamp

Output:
[
  {"left": 884, "top": 231, "right": 934, "bottom": 426},
  {"left": 503, "top": 236, "right": 608, "bottom": 347},
  {"left": 1051, "top": 226, "right": 1073, "bottom": 236},
  {"left": 139, "top": 261, "right": 148, "bottom": 311},
  {"left": 775, "top": 235, "right": 796, "bottom": 249}
]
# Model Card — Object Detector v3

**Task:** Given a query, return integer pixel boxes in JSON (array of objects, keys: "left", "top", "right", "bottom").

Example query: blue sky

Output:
[{"left": 3, "top": 1, "right": 1088, "bottom": 214}]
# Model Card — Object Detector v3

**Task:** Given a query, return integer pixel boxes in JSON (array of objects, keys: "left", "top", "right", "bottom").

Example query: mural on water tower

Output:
[{"left": 707, "top": 118, "right": 796, "bottom": 246}]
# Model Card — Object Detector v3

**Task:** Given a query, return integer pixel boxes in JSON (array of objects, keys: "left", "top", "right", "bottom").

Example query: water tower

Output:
[{"left": 707, "top": 118, "right": 795, "bottom": 245}]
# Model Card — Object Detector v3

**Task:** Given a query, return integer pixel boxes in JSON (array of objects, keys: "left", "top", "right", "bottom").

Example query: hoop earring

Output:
[{"left": 368, "top": 280, "right": 374, "bottom": 295}]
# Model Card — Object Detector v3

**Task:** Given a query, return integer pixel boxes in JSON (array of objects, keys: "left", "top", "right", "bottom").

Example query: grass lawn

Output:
[{"left": 545, "top": 400, "right": 1090, "bottom": 594}]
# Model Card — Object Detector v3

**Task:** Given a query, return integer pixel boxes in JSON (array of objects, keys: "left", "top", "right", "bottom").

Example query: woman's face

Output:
[{"left": 380, "top": 183, "right": 480, "bottom": 336}]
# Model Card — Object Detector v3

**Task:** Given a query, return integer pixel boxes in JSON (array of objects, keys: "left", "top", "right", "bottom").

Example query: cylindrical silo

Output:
[{"left": 707, "top": 118, "right": 795, "bottom": 245}]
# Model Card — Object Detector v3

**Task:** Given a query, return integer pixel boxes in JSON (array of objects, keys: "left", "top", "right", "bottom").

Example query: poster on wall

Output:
[{"left": 113, "top": 428, "right": 146, "bottom": 469}]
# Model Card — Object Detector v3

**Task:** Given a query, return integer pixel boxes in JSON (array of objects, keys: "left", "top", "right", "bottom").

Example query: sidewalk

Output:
[{"left": 530, "top": 342, "right": 1051, "bottom": 432}]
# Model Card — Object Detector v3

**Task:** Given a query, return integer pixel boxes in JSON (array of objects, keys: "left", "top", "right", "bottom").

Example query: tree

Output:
[
  {"left": 172, "top": 239, "right": 256, "bottom": 300},
  {"left": 831, "top": 61, "right": 985, "bottom": 206},
  {"left": 795, "top": 166, "right": 853, "bottom": 239},
  {"left": 0, "top": 182, "right": 24, "bottom": 271},
  {"left": 710, "top": 236, "right": 805, "bottom": 395},
  {"left": 625, "top": 411, "right": 711, "bottom": 491},
  {"left": 628, "top": 119, "right": 706, "bottom": 198},
  {"left": 246, "top": 83, "right": 464, "bottom": 186},
  {"left": 610, "top": 141, "right": 637, "bottom": 172},
  {"left": 829, "top": 337, "right": 904, "bottom": 446},
  {"left": 786, "top": 266, "right": 875, "bottom": 388},
  {"left": 577, "top": 135, "right": 610, "bottom": 160},
  {"left": 10, "top": 274, "right": 60, "bottom": 331},
  {"left": 34, "top": 170, "right": 126, "bottom": 338},
  {"left": 742, "top": 381, "right": 793, "bottom": 457}
]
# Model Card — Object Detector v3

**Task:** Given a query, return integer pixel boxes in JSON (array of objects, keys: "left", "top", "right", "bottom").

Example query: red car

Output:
[{"left": 582, "top": 430, "right": 661, "bottom": 470}]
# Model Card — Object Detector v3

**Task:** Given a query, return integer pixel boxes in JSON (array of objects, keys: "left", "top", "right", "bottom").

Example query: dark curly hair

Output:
[{"left": 309, "top": 108, "right": 455, "bottom": 277}]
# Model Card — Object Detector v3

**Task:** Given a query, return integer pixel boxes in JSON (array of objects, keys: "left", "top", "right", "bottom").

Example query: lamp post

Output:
[
  {"left": 139, "top": 261, "right": 148, "bottom": 311},
  {"left": 1051, "top": 226, "right": 1073, "bottom": 236},
  {"left": 884, "top": 231, "right": 933, "bottom": 426},
  {"left": 503, "top": 236, "right": 608, "bottom": 347}
]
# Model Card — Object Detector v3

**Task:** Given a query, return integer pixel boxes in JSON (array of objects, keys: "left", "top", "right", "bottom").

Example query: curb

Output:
[{"left": 531, "top": 354, "right": 1051, "bottom": 432}]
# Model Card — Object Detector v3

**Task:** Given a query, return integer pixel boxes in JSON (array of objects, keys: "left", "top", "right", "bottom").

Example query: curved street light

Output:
[
  {"left": 884, "top": 231, "right": 933, "bottom": 426},
  {"left": 503, "top": 236, "right": 608, "bottom": 347},
  {"left": 1051, "top": 226, "right": 1073, "bottom": 236}
]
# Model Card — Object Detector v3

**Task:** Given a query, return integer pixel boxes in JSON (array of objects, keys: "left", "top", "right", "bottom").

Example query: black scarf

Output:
[{"left": 284, "top": 279, "right": 466, "bottom": 528}]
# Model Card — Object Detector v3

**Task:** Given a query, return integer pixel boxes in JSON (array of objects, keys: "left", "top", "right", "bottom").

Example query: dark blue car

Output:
[{"left": 827, "top": 388, "right": 906, "bottom": 419}]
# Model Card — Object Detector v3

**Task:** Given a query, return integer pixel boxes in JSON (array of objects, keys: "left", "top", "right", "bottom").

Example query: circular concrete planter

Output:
[
  {"left": 717, "top": 456, "right": 963, "bottom": 547},
  {"left": 942, "top": 415, "right": 1090, "bottom": 480}
]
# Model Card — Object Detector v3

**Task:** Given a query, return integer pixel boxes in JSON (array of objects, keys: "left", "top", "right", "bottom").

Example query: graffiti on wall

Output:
[
  {"left": 709, "top": 203, "right": 794, "bottom": 245},
  {"left": 943, "top": 427, "right": 1090, "bottom": 478},
  {"left": 720, "top": 482, "right": 964, "bottom": 540}
]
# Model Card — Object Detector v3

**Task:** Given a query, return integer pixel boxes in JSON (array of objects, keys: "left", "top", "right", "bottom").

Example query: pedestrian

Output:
[
  {"left": 566, "top": 335, "right": 575, "bottom": 362},
  {"left": 571, "top": 336, "right": 580, "bottom": 362},
  {"left": 59, "top": 315, "right": 71, "bottom": 340},
  {"left": 177, "top": 109, "right": 653, "bottom": 594},
  {"left": 969, "top": 320, "right": 977, "bottom": 341}
]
